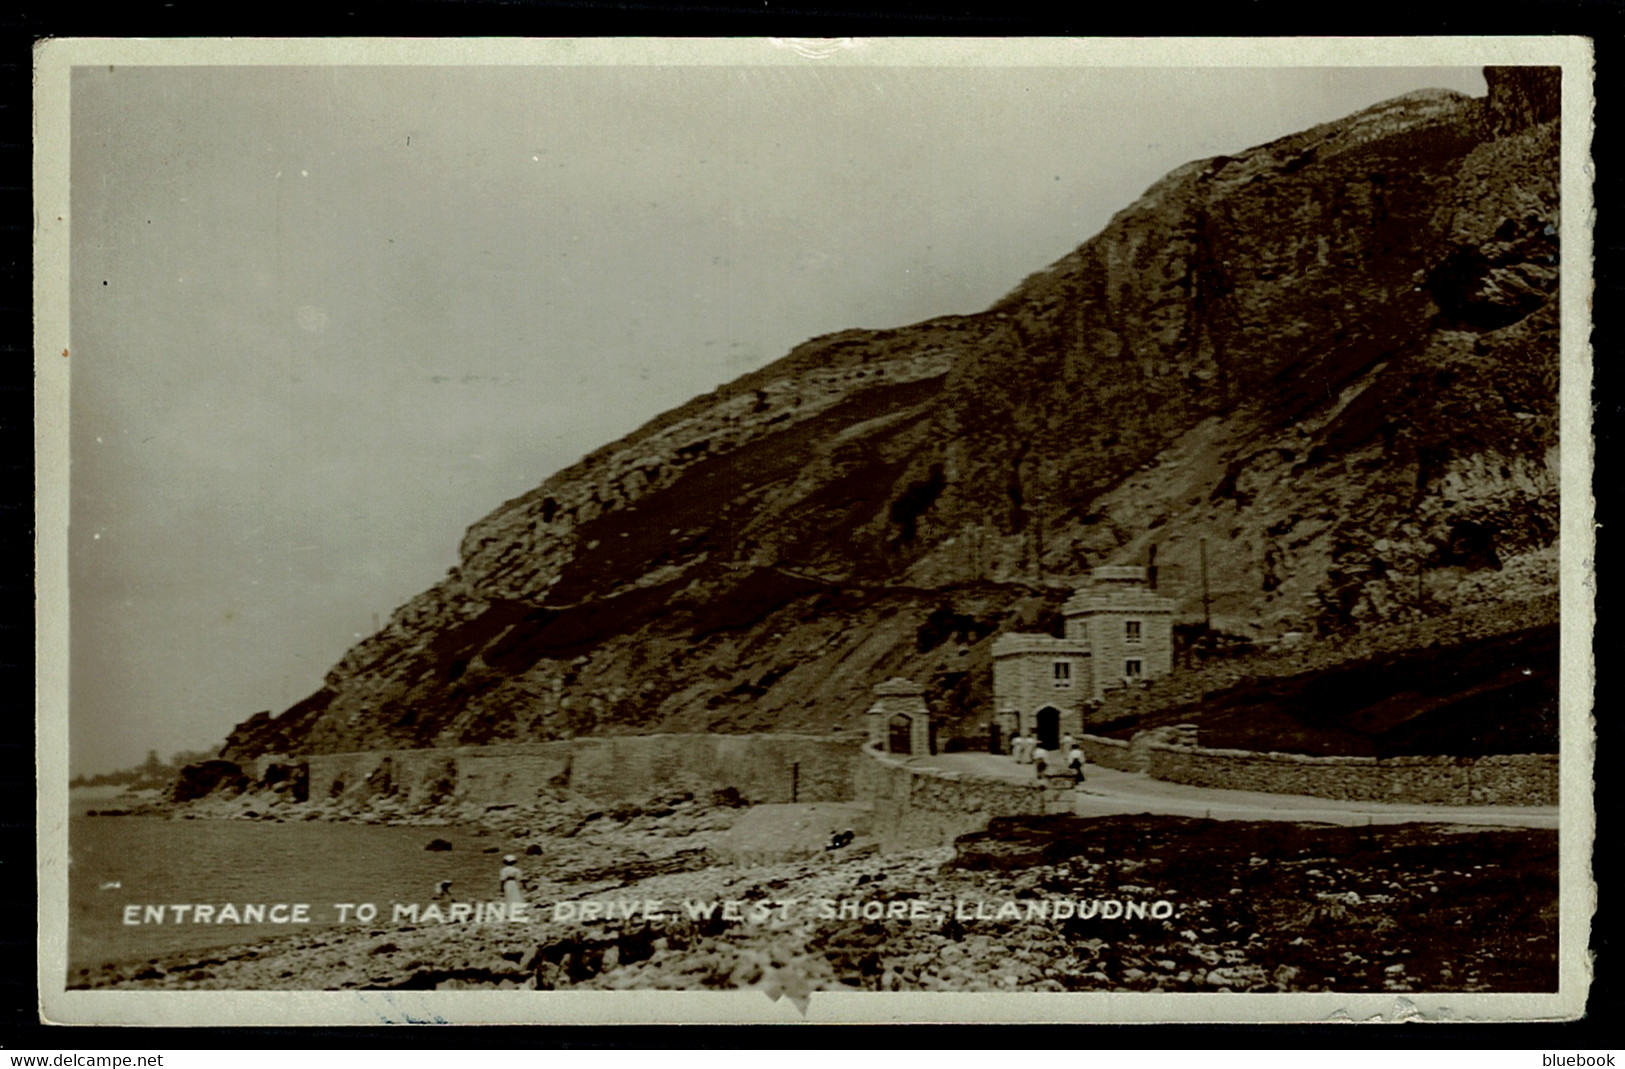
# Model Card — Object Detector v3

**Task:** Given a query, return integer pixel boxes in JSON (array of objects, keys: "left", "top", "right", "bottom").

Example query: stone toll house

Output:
[{"left": 992, "top": 566, "right": 1175, "bottom": 751}]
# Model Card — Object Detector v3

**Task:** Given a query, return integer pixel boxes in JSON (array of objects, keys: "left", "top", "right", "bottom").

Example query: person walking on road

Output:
[{"left": 1068, "top": 745, "right": 1086, "bottom": 786}]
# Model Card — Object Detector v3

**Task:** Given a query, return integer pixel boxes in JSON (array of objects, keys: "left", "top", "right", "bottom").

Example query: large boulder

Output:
[
  {"left": 258, "top": 760, "right": 310, "bottom": 803},
  {"left": 172, "top": 760, "right": 249, "bottom": 803}
]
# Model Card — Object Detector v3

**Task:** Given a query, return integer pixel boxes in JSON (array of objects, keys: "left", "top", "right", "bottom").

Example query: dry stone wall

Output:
[
  {"left": 1078, "top": 734, "right": 1138, "bottom": 772},
  {"left": 1144, "top": 742, "right": 1557, "bottom": 807},
  {"left": 306, "top": 734, "right": 861, "bottom": 808},
  {"left": 853, "top": 745, "right": 1049, "bottom": 851}
]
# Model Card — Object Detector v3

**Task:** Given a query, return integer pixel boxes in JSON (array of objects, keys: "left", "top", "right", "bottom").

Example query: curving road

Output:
[{"left": 912, "top": 752, "right": 1559, "bottom": 829}]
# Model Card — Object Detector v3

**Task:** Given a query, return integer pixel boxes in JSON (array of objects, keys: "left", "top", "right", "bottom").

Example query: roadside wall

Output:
[
  {"left": 1144, "top": 743, "right": 1558, "bottom": 806},
  {"left": 853, "top": 745, "right": 1050, "bottom": 851},
  {"left": 305, "top": 734, "right": 861, "bottom": 807},
  {"left": 1078, "top": 733, "right": 1138, "bottom": 772}
]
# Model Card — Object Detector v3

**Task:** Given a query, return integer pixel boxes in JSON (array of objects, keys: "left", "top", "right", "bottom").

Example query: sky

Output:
[{"left": 65, "top": 56, "right": 1487, "bottom": 775}]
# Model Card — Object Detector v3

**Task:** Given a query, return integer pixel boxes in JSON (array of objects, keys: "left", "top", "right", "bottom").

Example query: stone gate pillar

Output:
[{"left": 866, "top": 677, "right": 931, "bottom": 756}]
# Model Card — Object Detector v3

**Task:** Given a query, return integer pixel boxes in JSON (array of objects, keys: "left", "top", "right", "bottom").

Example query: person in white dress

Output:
[{"left": 500, "top": 854, "right": 525, "bottom": 906}]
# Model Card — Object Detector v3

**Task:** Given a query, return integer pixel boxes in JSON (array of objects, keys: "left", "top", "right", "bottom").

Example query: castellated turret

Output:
[{"left": 991, "top": 566, "right": 1175, "bottom": 750}]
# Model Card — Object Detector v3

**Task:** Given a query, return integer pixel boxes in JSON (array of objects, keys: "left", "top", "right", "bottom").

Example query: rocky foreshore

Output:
[{"left": 73, "top": 794, "right": 1559, "bottom": 996}]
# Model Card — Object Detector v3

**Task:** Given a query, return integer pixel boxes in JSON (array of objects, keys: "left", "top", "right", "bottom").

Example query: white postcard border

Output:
[{"left": 34, "top": 34, "right": 1596, "bottom": 1026}]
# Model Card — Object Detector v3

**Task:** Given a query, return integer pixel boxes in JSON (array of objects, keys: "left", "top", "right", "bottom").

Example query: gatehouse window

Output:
[
  {"left": 1125, "top": 620, "right": 1142, "bottom": 644},
  {"left": 1053, "top": 660, "right": 1072, "bottom": 687},
  {"left": 1124, "top": 658, "right": 1143, "bottom": 680}
]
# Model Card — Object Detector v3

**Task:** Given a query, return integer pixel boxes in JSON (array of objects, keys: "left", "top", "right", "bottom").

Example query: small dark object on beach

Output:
[
  {"left": 826, "top": 829, "right": 856, "bottom": 851},
  {"left": 425, "top": 838, "right": 454, "bottom": 852},
  {"left": 525, "top": 844, "right": 544, "bottom": 856},
  {"left": 711, "top": 786, "right": 746, "bottom": 808}
]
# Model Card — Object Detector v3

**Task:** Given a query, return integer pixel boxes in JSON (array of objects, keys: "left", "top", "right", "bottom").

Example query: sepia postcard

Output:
[{"left": 34, "top": 36, "right": 1595, "bottom": 1025}]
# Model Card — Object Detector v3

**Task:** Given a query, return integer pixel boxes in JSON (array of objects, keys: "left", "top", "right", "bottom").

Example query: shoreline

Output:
[{"left": 70, "top": 801, "right": 1560, "bottom": 994}]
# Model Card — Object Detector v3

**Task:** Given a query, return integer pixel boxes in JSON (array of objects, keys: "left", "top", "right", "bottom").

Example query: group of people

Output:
[
  {"left": 431, "top": 854, "right": 530, "bottom": 906},
  {"left": 1007, "top": 731, "right": 1088, "bottom": 786}
]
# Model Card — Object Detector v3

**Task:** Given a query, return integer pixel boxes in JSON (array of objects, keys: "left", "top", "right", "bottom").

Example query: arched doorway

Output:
[
  {"left": 1035, "top": 706, "right": 1061, "bottom": 752},
  {"left": 888, "top": 713, "right": 914, "bottom": 755}
]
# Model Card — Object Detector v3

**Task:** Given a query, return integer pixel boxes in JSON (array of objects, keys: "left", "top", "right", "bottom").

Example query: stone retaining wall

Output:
[
  {"left": 306, "top": 734, "right": 861, "bottom": 808},
  {"left": 853, "top": 745, "right": 1050, "bottom": 851},
  {"left": 1078, "top": 734, "right": 1138, "bottom": 772},
  {"left": 297, "top": 727, "right": 1554, "bottom": 820},
  {"left": 1143, "top": 742, "right": 1557, "bottom": 807}
]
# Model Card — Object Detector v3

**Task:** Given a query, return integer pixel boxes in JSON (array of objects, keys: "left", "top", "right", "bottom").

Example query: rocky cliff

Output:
[{"left": 223, "top": 68, "right": 1562, "bottom": 760}]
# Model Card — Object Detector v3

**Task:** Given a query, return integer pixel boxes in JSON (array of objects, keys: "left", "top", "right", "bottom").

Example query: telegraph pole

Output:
[
  {"left": 1200, "top": 537, "right": 1211, "bottom": 633},
  {"left": 1034, "top": 500, "right": 1045, "bottom": 583}
]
